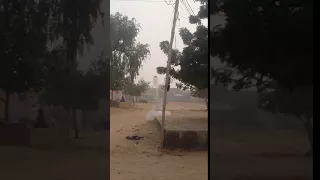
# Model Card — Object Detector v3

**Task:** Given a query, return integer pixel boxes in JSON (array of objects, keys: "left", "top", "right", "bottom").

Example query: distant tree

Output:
[
  {"left": 110, "top": 12, "right": 139, "bottom": 95},
  {"left": 110, "top": 13, "right": 150, "bottom": 98},
  {"left": 210, "top": 0, "right": 313, "bottom": 154},
  {"left": 157, "top": 0, "right": 208, "bottom": 91},
  {"left": 125, "top": 43, "right": 150, "bottom": 82},
  {"left": 111, "top": 12, "right": 140, "bottom": 53},
  {"left": 124, "top": 79, "right": 150, "bottom": 105}
]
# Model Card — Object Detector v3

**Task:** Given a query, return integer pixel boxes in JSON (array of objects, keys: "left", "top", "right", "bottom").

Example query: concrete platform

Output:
[{"left": 155, "top": 113, "right": 208, "bottom": 150}]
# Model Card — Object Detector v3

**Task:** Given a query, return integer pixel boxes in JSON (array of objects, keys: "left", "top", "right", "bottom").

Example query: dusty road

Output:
[
  {"left": 110, "top": 102, "right": 208, "bottom": 180},
  {"left": 0, "top": 102, "right": 207, "bottom": 180}
]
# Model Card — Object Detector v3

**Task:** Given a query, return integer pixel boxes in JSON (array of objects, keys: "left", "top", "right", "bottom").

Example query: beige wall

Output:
[{"left": 110, "top": 90, "right": 123, "bottom": 101}]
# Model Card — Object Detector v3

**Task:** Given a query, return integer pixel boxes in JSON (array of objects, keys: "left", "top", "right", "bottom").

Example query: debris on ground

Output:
[{"left": 126, "top": 135, "right": 144, "bottom": 140}]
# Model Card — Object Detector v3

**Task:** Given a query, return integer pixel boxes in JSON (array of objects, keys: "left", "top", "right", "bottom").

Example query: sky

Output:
[
  {"left": 78, "top": 0, "right": 207, "bottom": 89},
  {"left": 110, "top": 0, "right": 208, "bottom": 88},
  {"left": 77, "top": 0, "right": 227, "bottom": 90}
]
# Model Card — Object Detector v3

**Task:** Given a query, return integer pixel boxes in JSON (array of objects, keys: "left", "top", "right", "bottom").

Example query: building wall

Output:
[
  {"left": 0, "top": 90, "right": 39, "bottom": 122},
  {"left": 142, "top": 88, "right": 191, "bottom": 102},
  {"left": 110, "top": 90, "right": 123, "bottom": 101}
]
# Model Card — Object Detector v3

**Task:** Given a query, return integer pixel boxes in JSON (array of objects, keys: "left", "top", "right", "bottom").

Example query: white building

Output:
[{"left": 110, "top": 90, "right": 123, "bottom": 101}]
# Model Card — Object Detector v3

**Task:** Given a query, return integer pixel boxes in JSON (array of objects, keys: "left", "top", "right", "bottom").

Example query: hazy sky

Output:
[
  {"left": 78, "top": 0, "right": 210, "bottom": 88},
  {"left": 110, "top": 0, "right": 205, "bottom": 87}
]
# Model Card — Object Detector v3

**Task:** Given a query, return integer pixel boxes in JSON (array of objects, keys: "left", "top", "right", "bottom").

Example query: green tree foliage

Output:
[
  {"left": 124, "top": 79, "right": 150, "bottom": 97},
  {"left": 157, "top": 0, "right": 208, "bottom": 91},
  {"left": 110, "top": 53, "right": 126, "bottom": 93},
  {"left": 110, "top": 12, "right": 150, "bottom": 93},
  {"left": 110, "top": 12, "right": 139, "bottom": 92},
  {"left": 210, "top": 0, "right": 313, "bottom": 153},
  {"left": 125, "top": 43, "right": 150, "bottom": 82},
  {"left": 124, "top": 79, "right": 149, "bottom": 105}
]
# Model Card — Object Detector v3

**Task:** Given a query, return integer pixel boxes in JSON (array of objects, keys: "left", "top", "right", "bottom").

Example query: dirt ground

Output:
[
  {"left": 0, "top": 101, "right": 312, "bottom": 180},
  {"left": 110, "top": 102, "right": 208, "bottom": 180},
  {"left": 0, "top": 102, "right": 208, "bottom": 180}
]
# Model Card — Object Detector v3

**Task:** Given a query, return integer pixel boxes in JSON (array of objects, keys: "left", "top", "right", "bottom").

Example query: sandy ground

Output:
[
  {"left": 0, "top": 101, "right": 312, "bottom": 180},
  {"left": 110, "top": 102, "right": 208, "bottom": 180},
  {"left": 0, "top": 102, "right": 207, "bottom": 180}
]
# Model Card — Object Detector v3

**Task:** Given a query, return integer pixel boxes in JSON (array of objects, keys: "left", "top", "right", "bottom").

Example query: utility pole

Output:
[{"left": 161, "top": 0, "right": 180, "bottom": 148}]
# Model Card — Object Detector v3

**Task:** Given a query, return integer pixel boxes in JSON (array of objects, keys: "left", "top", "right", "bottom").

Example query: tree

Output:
[
  {"left": 124, "top": 79, "right": 150, "bottom": 105},
  {"left": 41, "top": 49, "right": 109, "bottom": 138},
  {"left": 210, "top": 0, "right": 313, "bottom": 91},
  {"left": 157, "top": 0, "right": 208, "bottom": 91},
  {"left": 110, "top": 13, "right": 150, "bottom": 99},
  {"left": 110, "top": 50, "right": 126, "bottom": 98},
  {"left": 191, "top": 88, "right": 208, "bottom": 109},
  {"left": 110, "top": 12, "right": 140, "bottom": 94},
  {"left": 0, "top": 0, "right": 103, "bottom": 122},
  {"left": 85, "top": 52, "right": 110, "bottom": 103},
  {"left": 0, "top": 1, "right": 49, "bottom": 122},
  {"left": 40, "top": 47, "right": 80, "bottom": 137},
  {"left": 210, "top": 0, "right": 313, "bottom": 154},
  {"left": 125, "top": 43, "right": 150, "bottom": 82},
  {"left": 46, "top": 0, "right": 103, "bottom": 136},
  {"left": 70, "top": 55, "right": 109, "bottom": 138},
  {"left": 124, "top": 43, "right": 150, "bottom": 104},
  {"left": 47, "top": 0, "right": 104, "bottom": 63}
]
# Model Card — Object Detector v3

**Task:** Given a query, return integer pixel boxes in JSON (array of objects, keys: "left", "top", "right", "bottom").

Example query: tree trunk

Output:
[
  {"left": 4, "top": 90, "right": 10, "bottom": 122},
  {"left": 72, "top": 108, "right": 79, "bottom": 139},
  {"left": 132, "top": 96, "right": 135, "bottom": 105}
]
